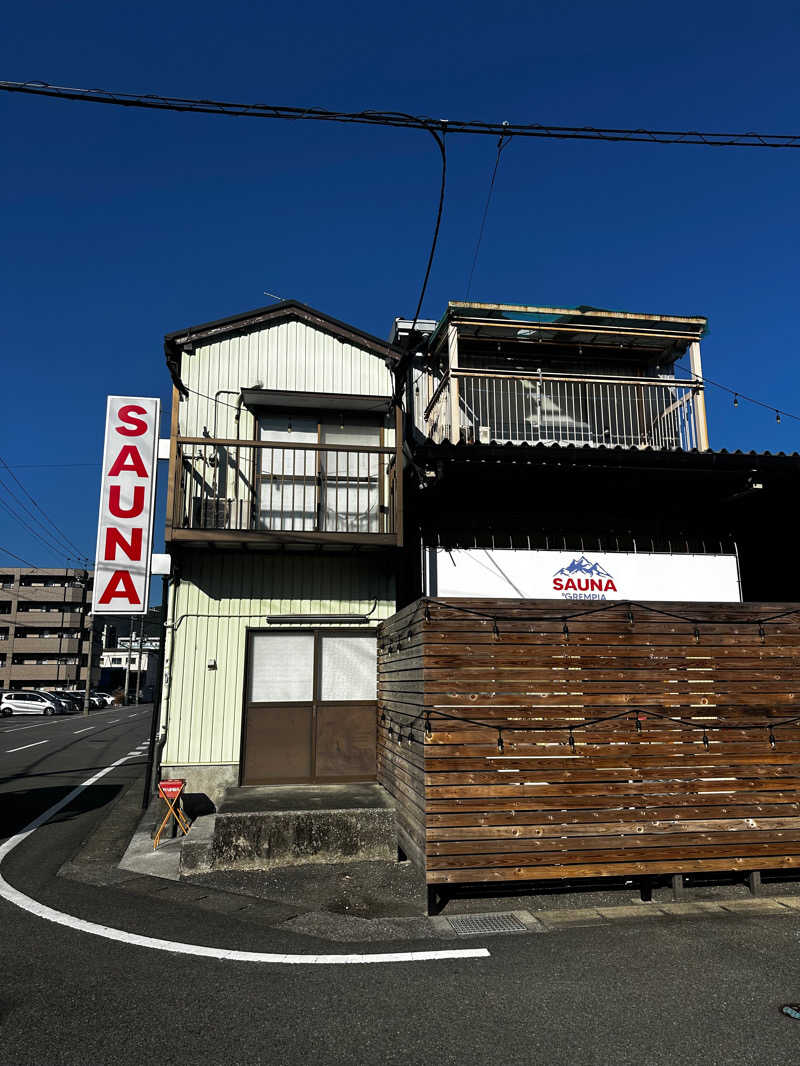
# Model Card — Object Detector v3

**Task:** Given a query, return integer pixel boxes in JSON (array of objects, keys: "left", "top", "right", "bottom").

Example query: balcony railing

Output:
[
  {"left": 423, "top": 370, "right": 703, "bottom": 450},
  {"left": 172, "top": 439, "right": 399, "bottom": 538}
]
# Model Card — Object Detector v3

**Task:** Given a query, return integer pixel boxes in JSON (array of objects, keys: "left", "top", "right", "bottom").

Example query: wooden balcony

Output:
[{"left": 167, "top": 438, "right": 402, "bottom": 549}]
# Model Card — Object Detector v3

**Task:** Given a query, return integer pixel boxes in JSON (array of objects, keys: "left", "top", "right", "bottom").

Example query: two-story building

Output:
[{"left": 158, "top": 301, "right": 405, "bottom": 801}]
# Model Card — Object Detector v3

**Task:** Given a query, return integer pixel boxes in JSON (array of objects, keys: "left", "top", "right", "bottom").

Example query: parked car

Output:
[
  {"left": 1, "top": 691, "right": 69, "bottom": 716},
  {"left": 50, "top": 690, "right": 84, "bottom": 713},
  {"left": 91, "top": 691, "right": 114, "bottom": 707}
]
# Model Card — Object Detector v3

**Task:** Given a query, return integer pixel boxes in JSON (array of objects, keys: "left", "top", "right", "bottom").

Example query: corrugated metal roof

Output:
[{"left": 414, "top": 439, "right": 800, "bottom": 465}]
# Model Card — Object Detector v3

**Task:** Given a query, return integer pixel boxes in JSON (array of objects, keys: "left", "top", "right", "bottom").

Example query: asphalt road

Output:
[{"left": 3, "top": 707, "right": 800, "bottom": 1065}]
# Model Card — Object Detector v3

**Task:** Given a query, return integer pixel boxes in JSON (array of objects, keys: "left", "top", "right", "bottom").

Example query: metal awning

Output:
[{"left": 240, "top": 388, "right": 391, "bottom": 413}]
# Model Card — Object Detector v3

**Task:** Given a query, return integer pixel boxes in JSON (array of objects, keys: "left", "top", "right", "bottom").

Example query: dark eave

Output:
[{"left": 412, "top": 440, "right": 800, "bottom": 475}]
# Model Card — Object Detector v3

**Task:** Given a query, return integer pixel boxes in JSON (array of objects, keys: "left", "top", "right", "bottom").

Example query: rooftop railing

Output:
[{"left": 423, "top": 369, "right": 703, "bottom": 450}]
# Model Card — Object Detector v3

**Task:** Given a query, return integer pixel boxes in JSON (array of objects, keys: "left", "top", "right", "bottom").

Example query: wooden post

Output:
[
  {"left": 688, "top": 341, "right": 710, "bottom": 451},
  {"left": 447, "top": 322, "right": 460, "bottom": 444},
  {"left": 165, "top": 385, "right": 181, "bottom": 535}
]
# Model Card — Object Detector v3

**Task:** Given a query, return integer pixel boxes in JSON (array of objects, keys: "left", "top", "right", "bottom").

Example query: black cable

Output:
[
  {"left": 465, "top": 130, "right": 512, "bottom": 300},
  {"left": 0, "top": 457, "right": 89, "bottom": 559},
  {"left": 4, "top": 81, "right": 800, "bottom": 148},
  {"left": 417, "top": 595, "right": 800, "bottom": 629},
  {"left": 382, "top": 702, "right": 800, "bottom": 737},
  {"left": 674, "top": 361, "right": 800, "bottom": 424},
  {"left": 0, "top": 544, "right": 37, "bottom": 567},
  {"left": 0, "top": 497, "right": 74, "bottom": 563},
  {"left": 409, "top": 124, "right": 447, "bottom": 336}
]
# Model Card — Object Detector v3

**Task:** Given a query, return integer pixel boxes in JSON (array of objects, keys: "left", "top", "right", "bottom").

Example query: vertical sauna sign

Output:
[{"left": 93, "top": 396, "right": 160, "bottom": 615}]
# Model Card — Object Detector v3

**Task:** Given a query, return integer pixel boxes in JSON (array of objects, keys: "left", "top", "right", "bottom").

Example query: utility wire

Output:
[
  {"left": 0, "top": 496, "right": 76, "bottom": 564},
  {"left": 4, "top": 81, "right": 800, "bottom": 148},
  {"left": 410, "top": 124, "right": 447, "bottom": 336},
  {"left": 0, "top": 457, "right": 88, "bottom": 559},
  {"left": 465, "top": 130, "right": 513, "bottom": 300},
  {"left": 0, "top": 544, "right": 37, "bottom": 567}
]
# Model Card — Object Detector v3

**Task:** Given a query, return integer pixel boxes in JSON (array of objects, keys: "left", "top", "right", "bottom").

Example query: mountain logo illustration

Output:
[
  {"left": 552, "top": 555, "right": 618, "bottom": 598},
  {"left": 553, "top": 555, "right": 614, "bottom": 579}
]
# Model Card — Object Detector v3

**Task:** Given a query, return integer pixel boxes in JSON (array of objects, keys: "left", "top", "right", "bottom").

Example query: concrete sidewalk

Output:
[{"left": 54, "top": 770, "right": 800, "bottom": 944}]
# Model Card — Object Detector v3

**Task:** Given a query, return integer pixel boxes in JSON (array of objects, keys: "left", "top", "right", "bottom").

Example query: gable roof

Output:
[{"left": 164, "top": 300, "right": 403, "bottom": 394}]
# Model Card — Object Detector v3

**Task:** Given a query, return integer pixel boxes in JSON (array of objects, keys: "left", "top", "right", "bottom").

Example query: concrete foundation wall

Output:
[{"left": 161, "top": 763, "right": 239, "bottom": 808}]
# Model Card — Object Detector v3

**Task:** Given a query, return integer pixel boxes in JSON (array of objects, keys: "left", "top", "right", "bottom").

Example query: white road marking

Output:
[
  {"left": 0, "top": 752, "right": 489, "bottom": 966},
  {"left": 1, "top": 706, "right": 131, "bottom": 734},
  {"left": 5, "top": 740, "right": 49, "bottom": 754},
  {"left": 73, "top": 727, "right": 94, "bottom": 734},
  {"left": 109, "top": 719, "right": 119, "bottom": 723}
]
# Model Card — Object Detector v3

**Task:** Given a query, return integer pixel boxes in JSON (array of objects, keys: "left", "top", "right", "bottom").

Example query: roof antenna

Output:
[{"left": 263, "top": 291, "right": 284, "bottom": 302}]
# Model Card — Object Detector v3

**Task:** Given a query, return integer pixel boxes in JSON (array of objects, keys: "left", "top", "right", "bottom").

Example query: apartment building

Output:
[{"left": 0, "top": 568, "right": 99, "bottom": 691}]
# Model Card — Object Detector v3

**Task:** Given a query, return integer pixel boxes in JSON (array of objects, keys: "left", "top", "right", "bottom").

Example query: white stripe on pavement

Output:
[
  {"left": 5, "top": 740, "right": 49, "bottom": 754},
  {"left": 0, "top": 752, "right": 490, "bottom": 966},
  {"left": 73, "top": 727, "right": 94, "bottom": 734}
]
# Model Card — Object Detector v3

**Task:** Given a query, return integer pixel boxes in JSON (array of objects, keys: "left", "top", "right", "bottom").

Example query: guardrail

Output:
[
  {"left": 423, "top": 370, "right": 702, "bottom": 450},
  {"left": 174, "top": 438, "right": 398, "bottom": 535}
]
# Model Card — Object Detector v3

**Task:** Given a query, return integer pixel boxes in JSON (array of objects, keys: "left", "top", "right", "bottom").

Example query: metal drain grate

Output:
[{"left": 446, "top": 912, "right": 527, "bottom": 936}]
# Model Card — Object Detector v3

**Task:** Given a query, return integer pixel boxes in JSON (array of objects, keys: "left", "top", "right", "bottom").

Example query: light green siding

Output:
[
  {"left": 162, "top": 551, "right": 395, "bottom": 769},
  {"left": 180, "top": 319, "right": 394, "bottom": 439}
]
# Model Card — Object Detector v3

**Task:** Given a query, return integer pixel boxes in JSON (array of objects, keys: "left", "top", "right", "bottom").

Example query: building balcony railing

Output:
[
  {"left": 423, "top": 370, "right": 704, "bottom": 451},
  {"left": 169, "top": 438, "right": 400, "bottom": 545}
]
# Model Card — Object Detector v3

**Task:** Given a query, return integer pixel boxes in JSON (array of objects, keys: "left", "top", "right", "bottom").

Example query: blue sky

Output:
[{"left": 2, "top": 1, "right": 799, "bottom": 596}]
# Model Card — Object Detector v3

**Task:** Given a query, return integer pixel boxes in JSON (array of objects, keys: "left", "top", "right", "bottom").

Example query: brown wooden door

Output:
[{"left": 241, "top": 629, "right": 377, "bottom": 785}]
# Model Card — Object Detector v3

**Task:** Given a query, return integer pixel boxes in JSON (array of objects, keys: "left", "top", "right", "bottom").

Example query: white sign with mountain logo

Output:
[{"left": 431, "top": 549, "right": 741, "bottom": 603}]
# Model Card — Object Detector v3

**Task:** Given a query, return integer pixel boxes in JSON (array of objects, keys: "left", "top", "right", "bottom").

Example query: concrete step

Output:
[{"left": 181, "top": 783, "right": 397, "bottom": 875}]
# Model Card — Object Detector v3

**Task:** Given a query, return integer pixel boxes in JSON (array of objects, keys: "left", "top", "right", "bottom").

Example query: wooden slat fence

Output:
[{"left": 377, "top": 598, "right": 800, "bottom": 889}]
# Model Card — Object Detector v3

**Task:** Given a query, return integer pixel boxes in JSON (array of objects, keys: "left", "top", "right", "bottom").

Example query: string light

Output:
[
  {"left": 694, "top": 626, "right": 701, "bottom": 644},
  {"left": 733, "top": 394, "right": 739, "bottom": 407},
  {"left": 769, "top": 727, "right": 777, "bottom": 749},
  {"left": 378, "top": 704, "right": 800, "bottom": 751},
  {"left": 492, "top": 618, "right": 500, "bottom": 640},
  {"left": 777, "top": 410, "right": 782, "bottom": 424}
]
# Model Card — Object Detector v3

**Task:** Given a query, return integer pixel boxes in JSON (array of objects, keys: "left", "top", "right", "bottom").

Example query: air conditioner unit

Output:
[
  {"left": 192, "top": 499, "right": 231, "bottom": 529},
  {"left": 478, "top": 425, "right": 491, "bottom": 444}
]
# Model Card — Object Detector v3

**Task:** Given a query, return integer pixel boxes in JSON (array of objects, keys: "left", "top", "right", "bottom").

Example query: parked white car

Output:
[{"left": 1, "top": 691, "right": 68, "bottom": 716}]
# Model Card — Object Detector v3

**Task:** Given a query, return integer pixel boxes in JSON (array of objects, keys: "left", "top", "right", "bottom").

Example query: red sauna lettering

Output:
[
  {"left": 97, "top": 569, "right": 141, "bottom": 606},
  {"left": 104, "top": 527, "right": 143, "bottom": 562},
  {"left": 108, "top": 484, "right": 146, "bottom": 518},
  {"left": 107, "top": 444, "right": 149, "bottom": 478},
  {"left": 115, "top": 404, "right": 149, "bottom": 437},
  {"left": 553, "top": 577, "right": 618, "bottom": 592}
]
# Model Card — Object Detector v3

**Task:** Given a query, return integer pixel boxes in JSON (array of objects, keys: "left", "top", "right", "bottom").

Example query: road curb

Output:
[{"left": 56, "top": 776, "right": 800, "bottom": 942}]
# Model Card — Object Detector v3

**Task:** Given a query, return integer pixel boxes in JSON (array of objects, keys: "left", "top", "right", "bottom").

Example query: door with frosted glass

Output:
[{"left": 242, "top": 629, "right": 377, "bottom": 784}]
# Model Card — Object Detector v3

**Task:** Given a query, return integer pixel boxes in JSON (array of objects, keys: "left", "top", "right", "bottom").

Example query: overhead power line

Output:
[
  {"left": 3, "top": 80, "right": 800, "bottom": 148},
  {"left": 0, "top": 456, "right": 88, "bottom": 559},
  {"left": 466, "top": 130, "right": 513, "bottom": 300},
  {"left": 0, "top": 544, "right": 37, "bottom": 567}
]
